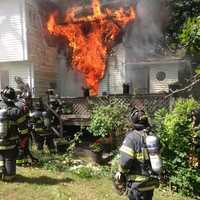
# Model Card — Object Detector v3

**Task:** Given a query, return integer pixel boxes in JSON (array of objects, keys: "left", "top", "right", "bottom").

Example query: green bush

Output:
[
  {"left": 179, "top": 16, "right": 200, "bottom": 54},
  {"left": 88, "top": 100, "right": 130, "bottom": 138},
  {"left": 153, "top": 98, "right": 200, "bottom": 197}
]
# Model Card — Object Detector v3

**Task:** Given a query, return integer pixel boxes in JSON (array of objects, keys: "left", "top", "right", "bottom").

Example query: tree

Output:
[
  {"left": 165, "top": 0, "right": 200, "bottom": 51},
  {"left": 179, "top": 16, "right": 200, "bottom": 55}
]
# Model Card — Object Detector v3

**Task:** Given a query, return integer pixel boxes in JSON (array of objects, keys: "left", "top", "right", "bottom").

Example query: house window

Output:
[{"left": 156, "top": 71, "right": 166, "bottom": 81}]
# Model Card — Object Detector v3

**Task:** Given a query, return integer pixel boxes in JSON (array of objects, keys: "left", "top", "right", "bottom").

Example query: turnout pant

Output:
[
  {"left": 0, "top": 147, "right": 18, "bottom": 181},
  {"left": 128, "top": 189, "right": 154, "bottom": 200},
  {"left": 17, "top": 135, "right": 38, "bottom": 165},
  {"left": 17, "top": 135, "right": 29, "bottom": 164},
  {"left": 127, "top": 181, "right": 154, "bottom": 200}
]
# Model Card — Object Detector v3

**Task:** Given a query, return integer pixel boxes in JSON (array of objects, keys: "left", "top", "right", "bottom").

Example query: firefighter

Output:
[
  {"left": 189, "top": 109, "right": 200, "bottom": 168},
  {"left": 0, "top": 87, "right": 21, "bottom": 181},
  {"left": 31, "top": 100, "right": 56, "bottom": 153},
  {"left": 191, "top": 109, "right": 200, "bottom": 129},
  {"left": 113, "top": 109, "right": 161, "bottom": 200},
  {"left": 15, "top": 91, "right": 38, "bottom": 166}
]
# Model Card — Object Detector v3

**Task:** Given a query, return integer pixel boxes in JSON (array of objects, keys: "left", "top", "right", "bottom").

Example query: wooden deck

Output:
[{"left": 61, "top": 114, "right": 90, "bottom": 126}]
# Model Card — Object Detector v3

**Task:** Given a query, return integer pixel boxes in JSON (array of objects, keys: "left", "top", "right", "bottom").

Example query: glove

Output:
[
  {"left": 115, "top": 171, "right": 122, "bottom": 180},
  {"left": 113, "top": 171, "right": 126, "bottom": 196}
]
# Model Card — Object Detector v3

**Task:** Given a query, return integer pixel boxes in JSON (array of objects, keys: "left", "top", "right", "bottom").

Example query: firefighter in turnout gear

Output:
[
  {"left": 189, "top": 109, "right": 200, "bottom": 168},
  {"left": 15, "top": 91, "right": 38, "bottom": 166},
  {"left": 31, "top": 99, "right": 56, "bottom": 153},
  {"left": 0, "top": 87, "right": 21, "bottom": 181},
  {"left": 113, "top": 109, "right": 161, "bottom": 200}
]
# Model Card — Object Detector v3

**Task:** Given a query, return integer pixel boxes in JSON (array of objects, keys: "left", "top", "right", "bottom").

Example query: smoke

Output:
[{"left": 125, "top": 0, "right": 169, "bottom": 61}]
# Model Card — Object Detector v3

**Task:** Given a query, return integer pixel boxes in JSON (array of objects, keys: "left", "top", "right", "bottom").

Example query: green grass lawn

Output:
[{"left": 0, "top": 166, "right": 196, "bottom": 200}]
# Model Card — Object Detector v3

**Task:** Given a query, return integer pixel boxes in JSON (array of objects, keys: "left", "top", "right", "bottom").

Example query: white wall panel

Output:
[
  {"left": 150, "top": 64, "right": 178, "bottom": 93},
  {"left": 99, "top": 43, "right": 126, "bottom": 95},
  {"left": 0, "top": 0, "right": 27, "bottom": 62}
]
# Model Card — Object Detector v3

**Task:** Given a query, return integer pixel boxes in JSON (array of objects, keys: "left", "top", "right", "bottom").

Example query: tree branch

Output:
[{"left": 165, "top": 74, "right": 200, "bottom": 99}]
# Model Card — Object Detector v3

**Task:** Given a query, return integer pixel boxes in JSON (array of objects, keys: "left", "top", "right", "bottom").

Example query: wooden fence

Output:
[
  {"left": 32, "top": 94, "right": 171, "bottom": 137},
  {"left": 60, "top": 93, "right": 171, "bottom": 125}
]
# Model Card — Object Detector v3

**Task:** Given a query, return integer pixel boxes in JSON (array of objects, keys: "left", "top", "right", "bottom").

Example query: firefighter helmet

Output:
[
  {"left": 1, "top": 86, "right": 16, "bottom": 102},
  {"left": 131, "top": 109, "right": 149, "bottom": 130}
]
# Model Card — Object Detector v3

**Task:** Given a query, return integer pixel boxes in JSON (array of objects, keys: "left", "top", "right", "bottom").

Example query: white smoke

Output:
[{"left": 125, "top": 0, "right": 169, "bottom": 61}]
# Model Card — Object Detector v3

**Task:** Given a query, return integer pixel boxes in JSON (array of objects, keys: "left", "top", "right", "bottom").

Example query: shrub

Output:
[
  {"left": 88, "top": 99, "right": 130, "bottom": 138},
  {"left": 153, "top": 98, "right": 200, "bottom": 196}
]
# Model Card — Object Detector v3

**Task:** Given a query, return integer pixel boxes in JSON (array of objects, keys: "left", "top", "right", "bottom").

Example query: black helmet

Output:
[
  {"left": 131, "top": 109, "right": 149, "bottom": 130},
  {"left": 1, "top": 86, "right": 16, "bottom": 102}
]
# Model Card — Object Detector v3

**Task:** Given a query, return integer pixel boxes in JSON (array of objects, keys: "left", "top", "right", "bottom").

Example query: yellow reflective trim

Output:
[
  {"left": 128, "top": 175, "right": 149, "bottom": 182},
  {"left": 138, "top": 185, "right": 155, "bottom": 192},
  {"left": 19, "top": 129, "right": 28, "bottom": 135},
  {"left": 9, "top": 136, "right": 19, "bottom": 141},
  {"left": 120, "top": 145, "right": 135, "bottom": 158},
  {"left": 0, "top": 160, "right": 4, "bottom": 167},
  {"left": 16, "top": 159, "right": 28, "bottom": 164},
  {"left": 135, "top": 149, "right": 149, "bottom": 161},
  {"left": 136, "top": 152, "right": 143, "bottom": 160},
  {"left": 35, "top": 128, "right": 44, "bottom": 132},
  {"left": 143, "top": 148, "right": 149, "bottom": 160},
  {"left": 17, "top": 116, "right": 26, "bottom": 124},
  {"left": 0, "top": 145, "right": 16, "bottom": 150}
]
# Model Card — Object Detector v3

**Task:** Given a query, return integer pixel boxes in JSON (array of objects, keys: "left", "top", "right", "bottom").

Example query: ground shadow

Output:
[{"left": 15, "top": 174, "right": 73, "bottom": 185}]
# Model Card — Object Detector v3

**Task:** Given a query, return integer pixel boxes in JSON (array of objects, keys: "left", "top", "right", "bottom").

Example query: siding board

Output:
[
  {"left": 150, "top": 64, "right": 178, "bottom": 93},
  {"left": 26, "top": 0, "right": 59, "bottom": 96},
  {"left": 99, "top": 43, "right": 125, "bottom": 95},
  {"left": 0, "top": 0, "right": 27, "bottom": 62}
]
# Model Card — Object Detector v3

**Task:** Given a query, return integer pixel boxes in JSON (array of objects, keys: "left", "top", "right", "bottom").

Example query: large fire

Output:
[{"left": 47, "top": 0, "right": 135, "bottom": 95}]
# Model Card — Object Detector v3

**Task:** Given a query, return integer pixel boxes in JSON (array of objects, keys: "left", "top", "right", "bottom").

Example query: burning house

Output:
[
  {"left": 51, "top": 0, "right": 191, "bottom": 97},
  {"left": 0, "top": 0, "right": 191, "bottom": 97}
]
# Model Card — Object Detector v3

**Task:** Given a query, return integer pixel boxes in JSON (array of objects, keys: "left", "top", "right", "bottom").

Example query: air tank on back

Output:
[{"left": 145, "top": 135, "right": 162, "bottom": 175}]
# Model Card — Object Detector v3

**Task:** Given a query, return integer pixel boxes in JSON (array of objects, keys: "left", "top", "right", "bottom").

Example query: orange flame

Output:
[{"left": 47, "top": 0, "right": 135, "bottom": 96}]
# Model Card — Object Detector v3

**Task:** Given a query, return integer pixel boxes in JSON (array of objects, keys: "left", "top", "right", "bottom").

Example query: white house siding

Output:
[
  {"left": 150, "top": 64, "right": 179, "bottom": 93},
  {"left": 0, "top": 62, "right": 31, "bottom": 90},
  {"left": 25, "top": 0, "right": 59, "bottom": 97},
  {"left": 99, "top": 43, "right": 126, "bottom": 95},
  {"left": 0, "top": 0, "right": 27, "bottom": 62}
]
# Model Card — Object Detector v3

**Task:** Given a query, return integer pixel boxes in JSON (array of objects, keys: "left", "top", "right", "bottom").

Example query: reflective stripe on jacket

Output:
[
  {"left": 119, "top": 130, "right": 157, "bottom": 190},
  {"left": 0, "top": 144, "right": 17, "bottom": 150}
]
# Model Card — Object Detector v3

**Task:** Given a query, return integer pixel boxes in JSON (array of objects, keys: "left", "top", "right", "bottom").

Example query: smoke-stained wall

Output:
[{"left": 57, "top": 51, "right": 84, "bottom": 97}]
